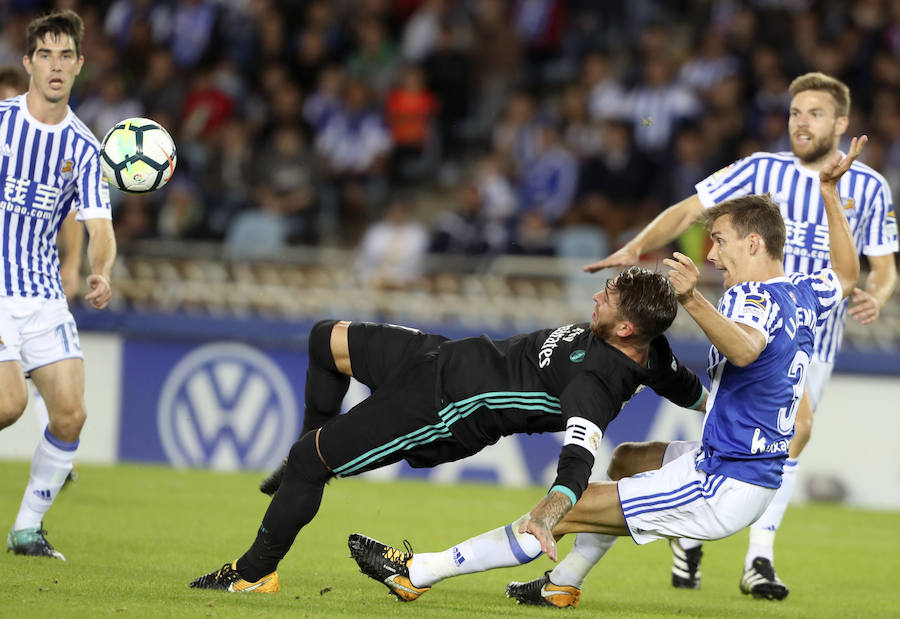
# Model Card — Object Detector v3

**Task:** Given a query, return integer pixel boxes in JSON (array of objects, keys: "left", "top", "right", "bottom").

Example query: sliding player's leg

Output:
[
  {"left": 508, "top": 441, "right": 671, "bottom": 607},
  {"left": 193, "top": 349, "right": 445, "bottom": 593},
  {"left": 260, "top": 321, "right": 446, "bottom": 494}
]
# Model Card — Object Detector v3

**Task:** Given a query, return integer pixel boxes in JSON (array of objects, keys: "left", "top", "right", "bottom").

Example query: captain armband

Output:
[{"left": 563, "top": 416, "right": 604, "bottom": 459}]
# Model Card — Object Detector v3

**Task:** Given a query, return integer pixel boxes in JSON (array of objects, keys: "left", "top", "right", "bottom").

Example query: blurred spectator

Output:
[
  {"left": 157, "top": 180, "right": 205, "bottom": 240},
  {"left": 113, "top": 193, "right": 156, "bottom": 251},
  {"left": 577, "top": 119, "right": 657, "bottom": 244},
  {"left": 581, "top": 49, "right": 625, "bottom": 122},
  {"left": 474, "top": 154, "right": 517, "bottom": 228},
  {"left": 292, "top": 26, "right": 330, "bottom": 93},
  {"left": 204, "top": 119, "right": 255, "bottom": 238},
  {"left": 517, "top": 120, "right": 578, "bottom": 224},
  {"left": 508, "top": 209, "right": 554, "bottom": 256},
  {"left": 423, "top": 20, "right": 472, "bottom": 163},
  {"left": 0, "top": 65, "right": 28, "bottom": 100},
  {"left": 678, "top": 27, "right": 740, "bottom": 96},
  {"left": 559, "top": 82, "right": 602, "bottom": 160},
  {"left": 76, "top": 73, "right": 143, "bottom": 138},
  {"left": 354, "top": 198, "right": 428, "bottom": 289},
  {"left": 386, "top": 64, "right": 438, "bottom": 185},
  {"left": 253, "top": 123, "right": 319, "bottom": 244},
  {"left": 471, "top": 0, "right": 523, "bottom": 137},
  {"left": 623, "top": 55, "right": 702, "bottom": 159},
  {"left": 135, "top": 48, "right": 185, "bottom": 117},
  {"left": 511, "top": 0, "right": 566, "bottom": 90},
  {"left": 492, "top": 89, "right": 540, "bottom": 176},
  {"left": 303, "top": 64, "right": 344, "bottom": 132},
  {"left": 346, "top": 16, "right": 398, "bottom": 96},
  {"left": 430, "top": 184, "right": 491, "bottom": 256},
  {"left": 170, "top": 0, "right": 219, "bottom": 70},
  {"left": 315, "top": 78, "right": 392, "bottom": 244},
  {"left": 103, "top": 0, "right": 172, "bottom": 52},
  {"left": 401, "top": 0, "right": 447, "bottom": 62}
]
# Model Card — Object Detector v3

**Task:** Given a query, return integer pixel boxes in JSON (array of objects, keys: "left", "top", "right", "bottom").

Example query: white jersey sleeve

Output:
[
  {"left": 72, "top": 126, "right": 112, "bottom": 221},
  {"left": 858, "top": 172, "right": 898, "bottom": 256},
  {"left": 694, "top": 153, "right": 766, "bottom": 207}
]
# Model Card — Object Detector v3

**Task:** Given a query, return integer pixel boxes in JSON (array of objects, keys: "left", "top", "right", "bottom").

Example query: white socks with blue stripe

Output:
[
  {"left": 408, "top": 515, "right": 543, "bottom": 588},
  {"left": 548, "top": 532, "right": 617, "bottom": 588},
  {"left": 744, "top": 457, "right": 798, "bottom": 570},
  {"left": 14, "top": 428, "right": 78, "bottom": 531}
]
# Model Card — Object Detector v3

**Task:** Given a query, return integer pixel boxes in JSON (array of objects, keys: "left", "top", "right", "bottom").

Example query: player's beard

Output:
[{"left": 791, "top": 129, "right": 836, "bottom": 165}]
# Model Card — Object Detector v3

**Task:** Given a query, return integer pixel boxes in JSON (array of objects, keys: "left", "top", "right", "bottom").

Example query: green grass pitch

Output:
[{"left": 2, "top": 460, "right": 899, "bottom": 618}]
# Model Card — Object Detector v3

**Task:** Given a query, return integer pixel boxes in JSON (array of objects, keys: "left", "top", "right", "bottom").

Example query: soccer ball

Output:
[{"left": 100, "top": 117, "right": 177, "bottom": 193}]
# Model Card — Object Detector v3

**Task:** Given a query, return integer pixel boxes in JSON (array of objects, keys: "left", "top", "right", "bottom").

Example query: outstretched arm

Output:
[
  {"left": 584, "top": 194, "right": 705, "bottom": 272},
  {"left": 819, "top": 137, "right": 864, "bottom": 299}
]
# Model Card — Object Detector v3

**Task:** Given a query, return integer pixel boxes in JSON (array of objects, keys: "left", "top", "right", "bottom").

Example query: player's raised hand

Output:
[
  {"left": 583, "top": 245, "right": 640, "bottom": 273},
  {"left": 820, "top": 135, "right": 867, "bottom": 185},
  {"left": 85, "top": 273, "right": 111, "bottom": 309},
  {"left": 848, "top": 287, "right": 880, "bottom": 325},
  {"left": 663, "top": 252, "right": 700, "bottom": 302}
]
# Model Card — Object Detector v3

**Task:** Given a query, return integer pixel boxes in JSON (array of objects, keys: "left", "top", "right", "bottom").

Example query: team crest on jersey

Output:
[
  {"left": 569, "top": 350, "right": 585, "bottom": 363},
  {"left": 842, "top": 196, "right": 855, "bottom": 211},
  {"left": 60, "top": 159, "right": 75, "bottom": 181},
  {"left": 588, "top": 432, "right": 601, "bottom": 451}
]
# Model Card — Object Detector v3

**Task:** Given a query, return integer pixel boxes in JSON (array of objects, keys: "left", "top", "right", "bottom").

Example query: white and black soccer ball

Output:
[{"left": 100, "top": 117, "right": 177, "bottom": 193}]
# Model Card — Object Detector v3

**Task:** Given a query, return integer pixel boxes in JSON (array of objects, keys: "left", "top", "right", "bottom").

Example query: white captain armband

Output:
[{"left": 563, "top": 417, "right": 604, "bottom": 457}]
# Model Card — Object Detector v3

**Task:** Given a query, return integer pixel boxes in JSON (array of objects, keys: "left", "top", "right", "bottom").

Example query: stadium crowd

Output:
[{"left": 1, "top": 0, "right": 898, "bottom": 278}]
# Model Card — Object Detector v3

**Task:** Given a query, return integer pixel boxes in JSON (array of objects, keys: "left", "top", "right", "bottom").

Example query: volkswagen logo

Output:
[{"left": 157, "top": 342, "right": 299, "bottom": 470}]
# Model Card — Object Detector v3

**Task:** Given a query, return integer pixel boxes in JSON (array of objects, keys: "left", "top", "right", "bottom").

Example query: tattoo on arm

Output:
[{"left": 530, "top": 491, "right": 573, "bottom": 532}]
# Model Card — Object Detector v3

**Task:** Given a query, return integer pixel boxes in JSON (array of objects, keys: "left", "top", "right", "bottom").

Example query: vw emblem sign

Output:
[{"left": 157, "top": 342, "right": 298, "bottom": 470}]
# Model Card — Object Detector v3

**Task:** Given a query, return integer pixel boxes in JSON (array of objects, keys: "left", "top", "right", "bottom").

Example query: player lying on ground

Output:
[
  {"left": 189, "top": 265, "right": 708, "bottom": 593},
  {"left": 348, "top": 141, "right": 863, "bottom": 607}
]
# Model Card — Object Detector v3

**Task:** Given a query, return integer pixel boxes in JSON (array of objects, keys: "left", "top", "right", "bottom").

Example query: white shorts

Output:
[
  {"left": 0, "top": 296, "right": 83, "bottom": 373},
  {"left": 805, "top": 357, "right": 834, "bottom": 411},
  {"left": 617, "top": 441, "right": 776, "bottom": 545}
]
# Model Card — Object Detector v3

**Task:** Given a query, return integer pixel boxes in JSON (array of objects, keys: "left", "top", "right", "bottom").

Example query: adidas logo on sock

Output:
[
  {"left": 33, "top": 489, "right": 52, "bottom": 500},
  {"left": 452, "top": 546, "right": 466, "bottom": 567}
]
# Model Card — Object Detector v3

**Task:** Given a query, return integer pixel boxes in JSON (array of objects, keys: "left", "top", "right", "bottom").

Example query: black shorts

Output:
[{"left": 318, "top": 322, "right": 477, "bottom": 477}]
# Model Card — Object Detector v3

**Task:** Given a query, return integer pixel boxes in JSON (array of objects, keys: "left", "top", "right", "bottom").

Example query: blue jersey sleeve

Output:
[
  {"left": 716, "top": 282, "right": 777, "bottom": 338},
  {"left": 861, "top": 179, "right": 898, "bottom": 256},
  {"left": 789, "top": 270, "right": 842, "bottom": 326}
]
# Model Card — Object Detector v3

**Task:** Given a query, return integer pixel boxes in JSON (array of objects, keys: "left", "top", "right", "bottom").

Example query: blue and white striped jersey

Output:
[
  {"left": 0, "top": 95, "right": 111, "bottom": 299},
  {"left": 695, "top": 151, "right": 898, "bottom": 362},
  {"left": 698, "top": 271, "right": 842, "bottom": 487}
]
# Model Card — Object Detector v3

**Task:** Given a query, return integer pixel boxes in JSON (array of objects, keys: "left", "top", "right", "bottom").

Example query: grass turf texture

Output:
[{"left": 2, "top": 461, "right": 899, "bottom": 618}]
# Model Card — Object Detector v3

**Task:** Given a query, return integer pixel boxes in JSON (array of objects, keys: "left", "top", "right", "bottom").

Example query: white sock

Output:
[
  {"left": 14, "top": 428, "right": 78, "bottom": 531},
  {"left": 679, "top": 538, "right": 703, "bottom": 550},
  {"left": 745, "top": 457, "right": 798, "bottom": 570},
  {"left": 408, "top": 515, "right": 543, "bottom": 587},
  {"left": 548, "top": 532, "right": 616, "bottom": 588}
]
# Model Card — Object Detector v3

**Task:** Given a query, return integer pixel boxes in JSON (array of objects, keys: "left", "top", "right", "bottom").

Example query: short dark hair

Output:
[
  {"left": 0, "top": 66, "right": 28, "bottom": 93},
  {"left": 789, "top": 72, "right": 850, "bottom": 117},
  {"left": 25, "top": 10, "right": 84, "bottom": 58},
  {"left": 699, "top": 194, "right": 786, "bottom": 262},
  {"left": 613, "top": 266, "right": 677, "bottom": 342}
]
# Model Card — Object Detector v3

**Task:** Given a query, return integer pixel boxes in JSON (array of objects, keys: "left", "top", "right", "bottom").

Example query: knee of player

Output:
[
  {"left": 50, "top": 404, "right": 87, "bottom": 438},
  {"left": 607, "top": 443, "right": 639, "bottom": 480},
  {"left": 0, "top": 403, "right": 26, "bottom": 429},
  {"left": 286, "top": 432, "right": 332, "bottom": 484}
]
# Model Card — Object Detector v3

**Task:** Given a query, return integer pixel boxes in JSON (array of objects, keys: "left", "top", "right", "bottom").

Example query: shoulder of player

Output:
[
  {"left": 66, "top": 113, "right": 103, "bottom": 150},
  {"left": 847, "top": 159, "right": 891, "bottom": 190}
]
